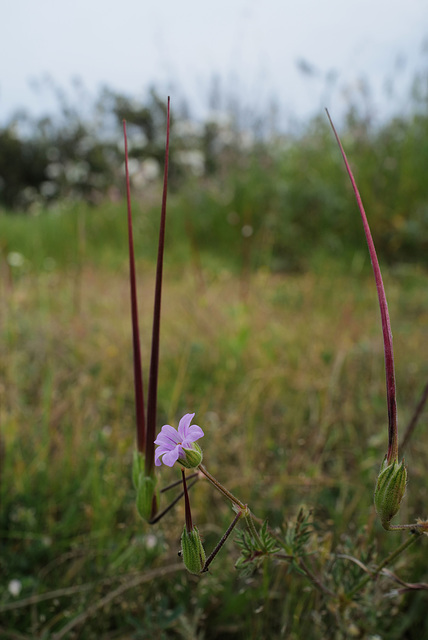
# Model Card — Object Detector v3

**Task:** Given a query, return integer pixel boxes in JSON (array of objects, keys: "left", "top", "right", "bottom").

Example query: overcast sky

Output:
[{"left": 1, "top": 0, "right": 427, "bottom": 127}]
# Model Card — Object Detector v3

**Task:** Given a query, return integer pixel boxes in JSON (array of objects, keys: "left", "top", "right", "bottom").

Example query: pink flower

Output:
[{"left": 154, "top": 413, "right": 204, "bottom": 467}]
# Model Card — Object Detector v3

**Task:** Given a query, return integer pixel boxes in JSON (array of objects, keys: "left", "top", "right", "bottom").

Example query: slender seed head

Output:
[
  {"left": 326, "top": 109, "right": 399, "bottom": 465},
  {"left": 145, "top": 96, "right": 171, "bottom": 476},
  {"left": 123, "top": 120, "right": 146, "bottom": 454}
]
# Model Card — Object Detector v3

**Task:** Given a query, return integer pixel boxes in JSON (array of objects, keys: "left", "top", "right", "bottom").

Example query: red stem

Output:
[
  {"left": 123, "top": 120, "right": 146, "bottom": 453},
  {"left": 326, "top": 110, "right": 398, "bottom": 463},
  {"left": 182, "top": 469, "right": 193, "bottom": 533},
  {"left": 145, "top": 97, "right": 171, "bottom": 476}
]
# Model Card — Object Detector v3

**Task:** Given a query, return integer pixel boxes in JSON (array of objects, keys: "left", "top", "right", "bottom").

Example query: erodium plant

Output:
[
  {"left": 123, "top": 99, "right": 426, "bottom": 595},
  {"left": 326, "top": 110, "right": 428, "bottom": 535},
  {"left": 123, "top": 98, "right": 286, "bottom": 572}
]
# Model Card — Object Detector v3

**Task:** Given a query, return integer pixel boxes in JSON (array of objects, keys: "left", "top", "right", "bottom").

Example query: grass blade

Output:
[{"left": 326, "top": 109, "right": 398, "bottom": 463}]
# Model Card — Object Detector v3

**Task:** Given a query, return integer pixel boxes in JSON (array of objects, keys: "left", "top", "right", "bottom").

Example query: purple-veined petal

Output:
[
  {"left": 185, "top": 424, "right": 204, "bottom": 442},
  {"left": 155, "top": 444, "right": 172, "bottom": 466},
  {"left": 154, "top": 444, "right": 171, "bottom": 457},
  {"left": 154, "top": 433, "right": 171, "bottom": 447},
  {"left": 162, "top": 445, "right": 182, "bottom": 467},
  {"left": 178, "top": 413, "right": 195, "bottom": 439},
  {"left": 154, "top": 424, "right": 180, "bottom": 446}
]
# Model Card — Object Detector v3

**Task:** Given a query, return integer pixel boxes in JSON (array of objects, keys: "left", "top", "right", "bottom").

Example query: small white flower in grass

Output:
[
  {"left": 154, "top": 413, "right": 204, "bottom": 468},
  {"left": 8, "top": 579, "right": 22, "bottom": 597}
]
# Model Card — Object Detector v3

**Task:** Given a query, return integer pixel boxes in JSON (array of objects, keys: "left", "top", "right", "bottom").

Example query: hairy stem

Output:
[
  {"left": 244, "top": 510, "right": 263, "bottom": 548},
  {"left": 197, "top": 465, "right": 263, "bottom": 547},
  {"left": 202, "top": 511, "right": 242, "bottom": 572},
  {"left": 198, "top": 464, "right": 246, "bottom": 510},
  {"left": 386, "top": 521, "right": 428, "bottom": 532},
  {"left": 346, "top": 531, "right": 422, "bottom": 599}
]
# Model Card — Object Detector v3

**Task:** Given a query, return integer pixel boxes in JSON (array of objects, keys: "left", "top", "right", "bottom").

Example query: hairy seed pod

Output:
[
  {"left": 374, "top": 457, "right": 407, "bottom": 530},
  {"left": 180, "top": 525, "right": 206, "bottom": 574}
]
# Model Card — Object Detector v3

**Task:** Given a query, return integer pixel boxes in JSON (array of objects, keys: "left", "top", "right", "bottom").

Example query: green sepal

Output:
[
  {"left": 181, "top": 525, "right": 206, "bottom": 574},
  {"left": 374, "top": 456, "right": 407, "bottom": 530},
  {"left": 136, "top": 474, "right": 158, "bottom": 522},
  {"left": 179, "top": 443, "right": 203, "bottom": 469}
]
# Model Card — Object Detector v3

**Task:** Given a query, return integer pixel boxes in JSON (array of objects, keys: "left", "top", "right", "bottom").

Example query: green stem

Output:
[
  {"left": 387, "top": 522, "right": 428, "bottom": 531},
  {"left": 346, "top": 531, "right": 422, "bottom": 599},
  {"left": 197, "top": 465, "right": 263, "bottom": 548},
  {"left": 198, "top": 464, "right": 245, "bottom": 510},
  {"left": 244, "top": 510, "right": 263, "bottom": 548}
]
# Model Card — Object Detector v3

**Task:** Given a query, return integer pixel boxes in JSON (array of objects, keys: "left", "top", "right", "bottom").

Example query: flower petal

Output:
[
  {"left": 184, "top": 424, "right": 204, "bottom": 442},
  {"left": 154, "top": 444, "right": 170, "bottom": 457},
  {"left": 161, "top": 445, "right": 182, "bottom": 467},
  {"left": 178, "top": 413, "right": 195, "bottom": 439},
  {"left": 154, "top": 424, "right": 180, "bottom": 446}
]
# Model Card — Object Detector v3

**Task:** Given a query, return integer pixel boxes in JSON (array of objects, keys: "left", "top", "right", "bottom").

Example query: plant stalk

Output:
[
  {"left": 198, "top": 464, "right": 245, "bottom": 510},
  {"left": 346, "top": 531, "right": 422, "bottom": 599}
]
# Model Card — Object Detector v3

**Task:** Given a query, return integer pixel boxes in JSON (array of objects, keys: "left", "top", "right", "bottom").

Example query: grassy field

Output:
[{"left": 0, "top": 203, "right": 427, "bottom": 640}]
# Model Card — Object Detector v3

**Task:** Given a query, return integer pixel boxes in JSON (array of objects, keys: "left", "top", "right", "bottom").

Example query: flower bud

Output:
[
  {"left": 374, "top": 457, "right": 407, "bottom": 530},
  {"left": 180, "top": 525, "right": 206, "bottom": 574},
  {"left": 178, "top": 443, "right": 203, "bottom": 469}
]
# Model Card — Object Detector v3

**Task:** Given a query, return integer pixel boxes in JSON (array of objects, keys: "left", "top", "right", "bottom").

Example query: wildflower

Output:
[{"left": 154, "top": 413, "right": 204, "bottom": 468}]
